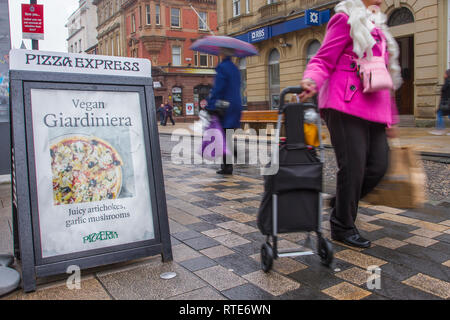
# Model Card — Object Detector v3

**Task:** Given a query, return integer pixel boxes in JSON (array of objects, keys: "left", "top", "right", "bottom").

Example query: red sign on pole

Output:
[{"left": 22, "top": 4, "right": 44, "bottom": 40}]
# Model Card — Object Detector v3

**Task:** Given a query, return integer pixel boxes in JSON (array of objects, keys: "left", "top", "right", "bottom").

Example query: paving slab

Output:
[
  {"left": 97, "top": 261, "right": 207, "bottom": 300},
  {"left": 4, "top": 277, "right": 110, "bottom": 300},
  {"left": 168, "top": 286, "right": 227, "bottom": 300},
  {"left": 194, "top": 265, "right": 248, "bottom": 291}
]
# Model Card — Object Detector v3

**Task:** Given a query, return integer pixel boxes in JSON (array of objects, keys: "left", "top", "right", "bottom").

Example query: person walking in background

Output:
[
  {"left": 430, "top": 69, "right": 450, "bottom": 135},
  {"left": 207, "top": 48, "right": 243, "bottom": 175},
  {"left": 299, "top": 0, "right": 403, "bottom": 248},
  {"left": 163, "top": 100, "right": 175, "bottom": 126},
  {"left": 157, "top": 103, "right": 165, "bottom": 125}
]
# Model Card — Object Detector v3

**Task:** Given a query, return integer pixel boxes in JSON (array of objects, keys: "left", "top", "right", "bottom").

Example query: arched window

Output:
[
  {"left": 239, "top": 58, "right": 247, "bottom": 107},
  {"left": 388, "top": 7, "right": 414, "bottom": 27},
  {"left": 268, "top": 49, "right": 280, "bottom": 109},
  {"left": 306, "top": 40, "right": 321, "bottom": 64}
]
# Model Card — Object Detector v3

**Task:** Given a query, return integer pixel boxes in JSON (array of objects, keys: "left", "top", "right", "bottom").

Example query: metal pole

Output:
[
  {"left": 30, "top": 0, "right": 38, "bottom": 50},
  {"left": 189, "top": 3, "right": 215, "bottom": 35}
]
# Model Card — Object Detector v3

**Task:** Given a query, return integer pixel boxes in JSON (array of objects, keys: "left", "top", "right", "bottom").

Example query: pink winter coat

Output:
[{"left": 303, "top": 12, "right": 398, "bottom": 126}]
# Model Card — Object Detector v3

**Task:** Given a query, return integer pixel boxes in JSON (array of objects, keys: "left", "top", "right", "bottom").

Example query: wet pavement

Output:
[{"left": 0, "top": 124, "right": 449, "bottom": 300}]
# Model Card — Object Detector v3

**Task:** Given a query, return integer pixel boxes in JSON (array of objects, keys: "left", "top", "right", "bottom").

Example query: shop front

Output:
[{"left": 152, "top": 66, "right": 215, "bottom": 122}]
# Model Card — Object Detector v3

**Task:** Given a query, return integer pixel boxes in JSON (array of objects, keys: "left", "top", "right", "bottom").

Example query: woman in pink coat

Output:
[{"left": 300, "top": 0, "right": 402, "bottom": 248}]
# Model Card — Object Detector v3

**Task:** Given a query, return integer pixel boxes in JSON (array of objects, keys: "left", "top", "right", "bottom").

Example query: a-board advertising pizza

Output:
[{"left": 30, "top": 89, "right": 155, "bottom": 258}]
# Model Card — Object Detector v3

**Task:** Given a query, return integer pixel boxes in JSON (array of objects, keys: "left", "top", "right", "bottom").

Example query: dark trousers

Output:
[
  {"left": 221, "top": 128, "right": 237, "bottom": 173},
  {"left": 323, "top": 109, "right": 389, "bottom": 238},
  {"left": 163, "top": 114, "right": 175, "bottom": 125}
]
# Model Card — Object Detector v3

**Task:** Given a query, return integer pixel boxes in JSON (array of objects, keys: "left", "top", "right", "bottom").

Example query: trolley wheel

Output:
[
  {"left": 318, "top": 237, "right": 334, "bottom": 267},
  {"left": 261, "top": 242, "right": 274, "bottom": 273}
]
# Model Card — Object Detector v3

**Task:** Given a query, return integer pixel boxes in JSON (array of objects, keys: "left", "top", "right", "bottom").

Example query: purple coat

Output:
[{"left": 303, "top": 13, "right": 398, "bottom": 127}]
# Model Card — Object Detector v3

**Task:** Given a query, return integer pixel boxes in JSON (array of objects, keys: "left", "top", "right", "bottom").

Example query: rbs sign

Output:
[{"left": 250, "top": 27, "right": 269, "bottom": 43}]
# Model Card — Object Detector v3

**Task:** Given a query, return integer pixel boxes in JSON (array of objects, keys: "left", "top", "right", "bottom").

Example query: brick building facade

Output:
[{"left": 121, "top": 0, "right": 219, "bottom": 122}]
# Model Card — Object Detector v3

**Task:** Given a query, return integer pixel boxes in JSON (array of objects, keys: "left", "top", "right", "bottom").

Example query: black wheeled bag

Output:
[{"left": 257, "top": 102, "right": 323, "bottom": 235}]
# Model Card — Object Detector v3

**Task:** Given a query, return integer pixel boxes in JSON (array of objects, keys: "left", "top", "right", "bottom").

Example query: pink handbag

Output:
[{"left": 357, "top": 38, "right": 393, "bottom": 93}]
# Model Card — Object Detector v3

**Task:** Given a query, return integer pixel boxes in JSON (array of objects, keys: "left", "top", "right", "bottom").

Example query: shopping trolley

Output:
[{"left": 257, "top": 86, "right": 333, "bottom": 272}]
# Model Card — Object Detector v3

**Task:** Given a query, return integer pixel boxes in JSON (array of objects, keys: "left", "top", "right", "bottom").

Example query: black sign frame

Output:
[{"left": 10, "top": 70, "right": 172, "bottom": 292}]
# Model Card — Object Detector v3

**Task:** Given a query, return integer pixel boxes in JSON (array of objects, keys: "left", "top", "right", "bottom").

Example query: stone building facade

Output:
[
  {"left": 217, "top": 0, "right": 448, "bottom": 126},
  {"left": 93, "top": 0, "right": 126, "bottom": 56},
  {"left": 66, "top": 0, "right": 99, "bottom": 54}
]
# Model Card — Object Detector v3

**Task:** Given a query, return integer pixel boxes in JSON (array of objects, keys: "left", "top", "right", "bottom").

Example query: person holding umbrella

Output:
[
  {"left": 191, "top": 36, "right": 258, "bottom": 175},
  {"left": 207, "top": 48, "right": 242, "bottom": 174}
]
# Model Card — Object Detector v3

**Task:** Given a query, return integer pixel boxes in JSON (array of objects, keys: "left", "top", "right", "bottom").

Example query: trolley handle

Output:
[
  {"left": 278, "top": 86, "right": 318, "bottom": 114},
  {"left": 278, "top": 86, "right": 303, "bottom": 114}
]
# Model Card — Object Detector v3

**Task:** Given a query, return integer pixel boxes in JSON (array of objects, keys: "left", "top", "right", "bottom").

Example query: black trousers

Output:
[
  {"left": 323, "top": 109, "right": 389, "bottom": 238},
  {"left": 221, "top": 128, "right": 237, "bottom": 172},
  {"left": 163, "top": 114, "right": 175, "bottom": 125}
]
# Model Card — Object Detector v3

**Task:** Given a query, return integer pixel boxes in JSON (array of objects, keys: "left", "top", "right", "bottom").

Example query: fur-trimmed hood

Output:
[{"left": 335, "top": 0, "right": 403, "bottom": 90}]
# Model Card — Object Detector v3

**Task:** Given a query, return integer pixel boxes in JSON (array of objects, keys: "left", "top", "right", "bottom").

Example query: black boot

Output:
[{"left": 217, "top": 164, "right": 233, "bottom": 175}]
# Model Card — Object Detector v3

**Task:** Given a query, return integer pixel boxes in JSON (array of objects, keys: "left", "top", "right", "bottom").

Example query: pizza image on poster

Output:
[{"left": 50, "top": 135, "right": 124, "bottom": 205}]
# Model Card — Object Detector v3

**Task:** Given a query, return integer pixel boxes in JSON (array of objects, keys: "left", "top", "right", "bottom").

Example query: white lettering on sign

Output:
[
  {"left": 9, "top": 49, "right": 152, "bottom": 77},
  {"left": 251, "top": 29, "right": 265, "bottom": 41}
]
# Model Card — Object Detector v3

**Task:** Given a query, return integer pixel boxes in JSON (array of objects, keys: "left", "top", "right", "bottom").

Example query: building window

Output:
[
  {"left": 79, "top": 39, "right": 82, "bottom": 53},
  {"left": 246, "top": 0, "right": 250, "bottom": 14},
  {"left": 172, "top": 87, "right": 183, "bottom": 116},
  {"left": 239, "top": 58, "right": 247, "bottom": 106},
  {"left": 194, "top": 52, "right": 211, "bottom": 67},
  {"left": 171, "top": 8, "right": 180, "bottom": 27},
  {"left": 267, "top": 0, "right": 277, "bottom": 4},
  {"left": 74, "top": 42, "right": 78, "bottom": 53},
  {"left": 198, "top": 11, "right": 207, "bottom": 30},
  {"left": 131, "top": 13, "right": 136, "bottom": 33},
  {"left": 268, "top": 49, "right": 280, "bottom": 109},
  {"left": 194, "top": 85, "right": 212, "bottom": 115},
  {"left": 70, "top": 45, "right": 73, "bottom": 53},
  {"left": 233, "top": 0, "right": 241, "bottom": 17},
  {"left": 146, "top": 4, "right": 151, "bottom": 25},
  {"left": 172, "top": 46, "right": 181, "bottom": 66},
  {"left": 116, "top": 34, "right": 120, "bottom": 55},
  {"left": 111, "top": 37, "right": 114, "bottom": 56},
  {"left": 155, "top": 4, "right": 160, "bottom": 25},
  {"left": 306, "top": 40, "right": 321, "bottom": 64},
  {"left": 388, "top": 7, "right": 415, "bottom": 27},
  {"left": 199, "top": 53, "right": 208, "bottom": 67}
]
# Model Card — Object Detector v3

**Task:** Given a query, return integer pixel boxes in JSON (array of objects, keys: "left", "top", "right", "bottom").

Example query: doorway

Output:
[
  {"left": 395, "top": 36, "right": 414, "bottom": 115},
  {"left": 155, "top": 96, "right": 163, "bottom": 109}
]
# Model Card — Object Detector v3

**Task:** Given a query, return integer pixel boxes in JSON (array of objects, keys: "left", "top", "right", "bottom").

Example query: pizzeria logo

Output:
[{"left": 83, "top": 231, "right": 118, "bottom": 244}]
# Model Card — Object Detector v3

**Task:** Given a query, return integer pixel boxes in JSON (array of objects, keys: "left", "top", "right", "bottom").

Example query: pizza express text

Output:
[
  {"left": 42, "top": 98, "right": 132, "bottom": 128},
  {"left": 25, "top": 53, "right": 141, "bottom": 72}
]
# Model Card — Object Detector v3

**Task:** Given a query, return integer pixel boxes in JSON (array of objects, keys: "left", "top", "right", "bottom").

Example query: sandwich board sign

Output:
[{"left": 9, "top": 49, "right": 172, "bottom": 292}]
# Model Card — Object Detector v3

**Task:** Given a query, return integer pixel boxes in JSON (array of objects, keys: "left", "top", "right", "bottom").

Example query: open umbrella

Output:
[{"left": 190, "top": 36, "right": 259, "bottom": 57}]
